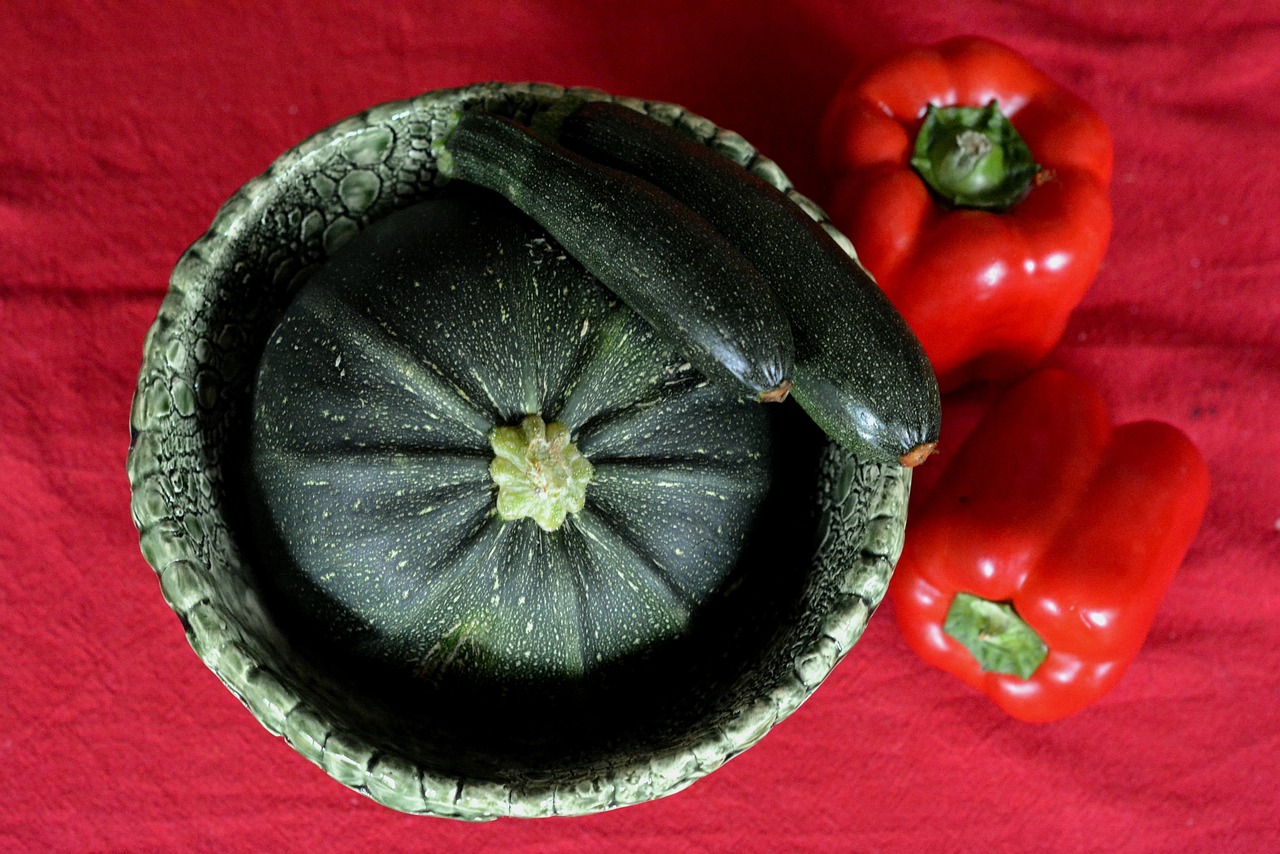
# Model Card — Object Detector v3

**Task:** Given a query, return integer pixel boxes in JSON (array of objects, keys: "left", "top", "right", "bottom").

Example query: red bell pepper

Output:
[
  {"left": 889, "top": 369, "right": 1210, "bottom": 722},
  {"left": 819, "top": 36, "right": 1113, "bottom": 391}
]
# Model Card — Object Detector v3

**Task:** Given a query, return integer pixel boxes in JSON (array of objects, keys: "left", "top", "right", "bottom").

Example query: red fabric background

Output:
[{"left": 3, "top": 1, "right": 1277, "bottom": 850}]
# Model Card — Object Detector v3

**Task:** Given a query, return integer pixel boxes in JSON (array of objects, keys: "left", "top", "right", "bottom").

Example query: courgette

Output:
[
  {"left": 437, "top": 111, "right": 795, "bottom": 403},
  {"left": 552, "top": 101, "right": 941, "bottom": 466}
]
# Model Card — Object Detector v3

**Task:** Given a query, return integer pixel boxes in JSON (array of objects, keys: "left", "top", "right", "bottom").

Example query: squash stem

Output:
[
  {"left": 489, "top": 414, "right": 594, "bottom": 532},
  {"left": 758, "top": 379, "right": 792, "bottom": 403}
]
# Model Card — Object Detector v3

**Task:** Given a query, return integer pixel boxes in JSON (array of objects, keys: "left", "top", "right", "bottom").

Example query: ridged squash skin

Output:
[
  {"left": 553, "top": 101, "right": 941, "bottom": 466},
  {"left": 242, "top": 188, "right": 773, "bottom": 688}
]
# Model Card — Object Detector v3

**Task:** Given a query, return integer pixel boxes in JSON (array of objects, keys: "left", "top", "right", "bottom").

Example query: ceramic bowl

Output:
[{"left": 126, "top": 83, "right": 910, "bottom": 819}]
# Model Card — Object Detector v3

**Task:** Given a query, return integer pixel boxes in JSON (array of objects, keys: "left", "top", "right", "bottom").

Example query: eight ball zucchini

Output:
[{"left": 243, "top": 187, "right": 775, "bottom": 686}]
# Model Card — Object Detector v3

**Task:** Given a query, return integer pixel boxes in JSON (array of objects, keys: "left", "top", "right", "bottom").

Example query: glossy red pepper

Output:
[
  {"left": 820, "top": 36, "right": 1113, "bottom": 391},
  {"left": 889, "top": 369, "right": 1210, "bottom": 722}
]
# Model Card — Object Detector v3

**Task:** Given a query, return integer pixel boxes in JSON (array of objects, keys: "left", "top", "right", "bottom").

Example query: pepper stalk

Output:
[{"left": 910, "top": 99, "right": 1040, "bottom": 211}]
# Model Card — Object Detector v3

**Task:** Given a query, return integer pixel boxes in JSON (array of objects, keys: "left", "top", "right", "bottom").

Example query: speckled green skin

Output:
[
  {"left": 439, "top": 113, "right": 795, "bottom": 401},
  {"left": 554, "top": 102, "right": 941, "bottom": 463},
  {"left": 127, "top": 83, "right": 911, "bottom": 820},
  {"left": 244, "top": 189, "right": 773, "bottom": 686}
]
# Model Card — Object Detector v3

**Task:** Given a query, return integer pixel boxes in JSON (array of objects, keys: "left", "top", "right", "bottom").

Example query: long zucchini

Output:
[
  {"left": 438, "top": 111, "right": 795, "bottom": 403},
  {"left": 552, "top": 101, "right": 941, "bottom": 466}
]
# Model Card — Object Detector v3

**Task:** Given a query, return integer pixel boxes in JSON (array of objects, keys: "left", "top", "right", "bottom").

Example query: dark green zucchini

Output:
[
  {"left": 242, "top": 187, "right": 774, "bottom": 688},
  {"left": 437, "top": 111, "right": 795, "bottom": 403},
  {"left": 552, "top": 101, "right": 941, "bottom": 467}
]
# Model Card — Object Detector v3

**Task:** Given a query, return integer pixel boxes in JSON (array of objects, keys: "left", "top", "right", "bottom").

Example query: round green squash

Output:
[
  {"left": 126, "top": 83, "right": 912, "bottom": 819},
  {"left": 243, "top": 186, "right": 773, "bottom": 689}
]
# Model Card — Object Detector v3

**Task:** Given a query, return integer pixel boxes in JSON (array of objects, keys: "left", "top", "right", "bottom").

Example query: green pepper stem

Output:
[
  {"left": 943, "top": 592, "right": 1048, "bottom": 679},
  {"left": 910, "top": 100, "right": 1040, "bottom": 212}
]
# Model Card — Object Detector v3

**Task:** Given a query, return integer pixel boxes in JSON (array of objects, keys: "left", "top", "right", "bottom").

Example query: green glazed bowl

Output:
[{"left": 126, "top": 83, "right": 910, "bottom": 820}]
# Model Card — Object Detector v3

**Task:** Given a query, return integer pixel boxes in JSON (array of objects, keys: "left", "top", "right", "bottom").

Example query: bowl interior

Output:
[
  {"left": 127, "top": 83, "right": 909, "bottom": 817},
  {"left": 232, "top": 402, "right": 828, "bottom": 779}
]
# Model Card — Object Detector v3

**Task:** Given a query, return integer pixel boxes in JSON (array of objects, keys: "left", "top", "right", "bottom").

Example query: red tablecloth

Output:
[{"left": 4, "top": 2, "right": 1277, "bottom": 850}]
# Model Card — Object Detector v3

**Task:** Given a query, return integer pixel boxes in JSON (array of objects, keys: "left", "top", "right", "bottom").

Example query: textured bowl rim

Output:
[{"left": 126, "top": 82, "right": 910, "bottom": 820}]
